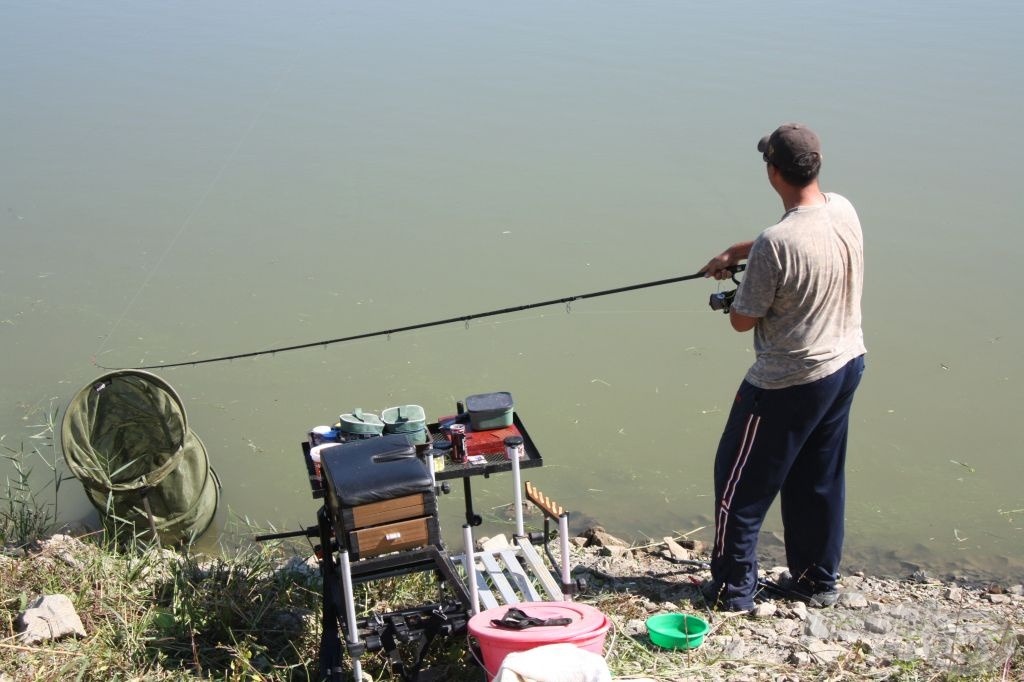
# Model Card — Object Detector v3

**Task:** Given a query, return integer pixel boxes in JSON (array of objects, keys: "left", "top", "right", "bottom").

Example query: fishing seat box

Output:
[{"left": 321, "top": 435, "right": 439, "bottom": 561}]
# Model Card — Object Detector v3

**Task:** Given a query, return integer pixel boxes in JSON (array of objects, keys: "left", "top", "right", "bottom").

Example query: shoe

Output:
[
  {"left": 699, "top": 580, "right": 752, "bottom": 613},
  {"left": 774, "top": 571, "right": 839, "bottom": 608}
]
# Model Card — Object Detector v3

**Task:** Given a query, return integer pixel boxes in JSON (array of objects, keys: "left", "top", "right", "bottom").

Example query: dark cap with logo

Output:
[{"left": 757, "top": 123, "right": 822, "bottom": 175}]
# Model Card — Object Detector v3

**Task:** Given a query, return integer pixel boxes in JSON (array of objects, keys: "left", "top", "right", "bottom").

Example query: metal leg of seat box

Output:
[
  {"left": 463, "top": 523, "right": 480, "bottom": 615},
  {"left": 339, "top": 550, "right": 364, "bottom": 682},
  {"left": 558, "top": 512, "right": 573, "bottom": 600},
  {"left": 318, "top": 569, "right": 344, "bottom": 681},
  {"left": 462, "top": 477, "right": 483, "bottom": 527},
  {"left": 510, "top": 440, "right": 525, "bottom": 539},
  {"left": 340, "top": 547, "right": 471, "bottom": 682},
  {"left": 314, "top": 507, "right": 346, "bottom": 682}
]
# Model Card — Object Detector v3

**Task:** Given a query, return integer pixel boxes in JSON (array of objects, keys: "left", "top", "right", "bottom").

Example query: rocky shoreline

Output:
[
  {"left": 3, "top": 530, "right": 1022, "bottom": 681},
  {"left": 568, "top": 527, "right": 1024, "bottom": 680}
]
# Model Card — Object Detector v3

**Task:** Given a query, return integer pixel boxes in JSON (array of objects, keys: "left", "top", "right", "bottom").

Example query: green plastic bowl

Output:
[{"left": 646, "top": 613, "right": 709, "bottom": 650}]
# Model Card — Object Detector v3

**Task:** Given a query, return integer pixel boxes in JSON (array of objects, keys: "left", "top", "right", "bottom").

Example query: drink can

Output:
[{"left": 449, "top": 424, "right": 467, "bottom": 463}]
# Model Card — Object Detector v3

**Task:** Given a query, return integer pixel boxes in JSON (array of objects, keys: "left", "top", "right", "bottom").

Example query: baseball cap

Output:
[{"left": 757, "top": 123, "right": 821, "bottom": 174}]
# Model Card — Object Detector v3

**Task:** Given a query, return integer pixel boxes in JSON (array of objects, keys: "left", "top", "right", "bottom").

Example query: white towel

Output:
[{"left": 494, "top": 643, "right": 612, "bottom": 682}]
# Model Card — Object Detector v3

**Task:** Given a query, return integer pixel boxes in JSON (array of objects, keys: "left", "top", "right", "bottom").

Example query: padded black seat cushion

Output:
[{"left": 321, "top": 434, "right": 432, "bottom": 507}]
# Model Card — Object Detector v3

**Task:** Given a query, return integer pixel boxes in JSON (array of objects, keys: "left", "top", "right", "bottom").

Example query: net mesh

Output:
[{"left": 61, "top": 370, "right": 219, "bottom": 545}]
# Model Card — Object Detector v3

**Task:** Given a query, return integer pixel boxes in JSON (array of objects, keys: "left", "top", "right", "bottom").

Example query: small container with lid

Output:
[
  {"left": 309, "top": 442, "right": 341, "bottom": 483},
  {"left": 465, "top": 391, "right": 514, "bottom": 430},
  {"left": 309, "top": 425, "right": 340, "bottom": 447},
  {"left": 503, "top": 435, "right": 525, "bottom": 461}
]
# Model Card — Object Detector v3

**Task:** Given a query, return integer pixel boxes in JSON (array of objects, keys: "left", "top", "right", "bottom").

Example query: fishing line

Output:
[
  {"left": 91, "top": 45, "right": 306, "bottom": 366},
  {"left": 98, "top": 266, "right": 743, "bottom": 371}
]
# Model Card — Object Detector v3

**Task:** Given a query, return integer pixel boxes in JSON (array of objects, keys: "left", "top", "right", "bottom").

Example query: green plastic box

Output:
[
  {"left": 465, "top": 391, "right": 514, "bottom": 431},
  {"left": 381, "top": 404, "right": 426, "bottom": 434},
  {"left": 337, "top": 408, "right": 384, "bottom": 439}
]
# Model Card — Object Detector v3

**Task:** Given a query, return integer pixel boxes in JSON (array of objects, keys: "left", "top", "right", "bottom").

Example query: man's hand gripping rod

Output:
[{"left": 708, "top": 264, "right": 745, "bottom": 313}]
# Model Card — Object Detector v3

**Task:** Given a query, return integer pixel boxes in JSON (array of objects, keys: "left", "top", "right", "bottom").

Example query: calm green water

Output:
[{"left": 2, "top": 1, "right": 1022, "bottom": 580}]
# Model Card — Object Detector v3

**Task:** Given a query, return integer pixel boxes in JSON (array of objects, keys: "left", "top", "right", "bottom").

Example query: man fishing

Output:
[{"left": 700, "top": 123, "right": 867, "bottom": 611}]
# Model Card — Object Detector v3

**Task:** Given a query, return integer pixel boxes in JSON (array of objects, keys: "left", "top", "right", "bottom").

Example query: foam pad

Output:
[{"left": 321, "top": 434, "right": 433, "bottom": 507}]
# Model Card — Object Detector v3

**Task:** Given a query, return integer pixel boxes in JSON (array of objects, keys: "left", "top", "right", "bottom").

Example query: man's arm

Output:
[
  {"left": 729, "top": 309, "right": 758, "bottom": 332},
  {"left": 700, "top": 241, "right": 754, "bottom": 280},
  {"left": 702, "top": 240, "right": 761, "bottom": 331}
]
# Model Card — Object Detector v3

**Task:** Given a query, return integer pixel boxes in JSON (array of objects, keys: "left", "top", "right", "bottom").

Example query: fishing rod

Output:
[{"left": 100, "top": 265, "right": 744, "bottom": 371}]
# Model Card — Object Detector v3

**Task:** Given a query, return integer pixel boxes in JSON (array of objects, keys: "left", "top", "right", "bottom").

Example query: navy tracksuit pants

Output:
[{"left": 711, "top": 355, "right": 865, "bottom": 610}]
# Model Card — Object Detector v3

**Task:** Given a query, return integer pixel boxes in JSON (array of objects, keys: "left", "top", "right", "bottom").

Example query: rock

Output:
[
  {"left": 837, "top": 592, "right": 868, "bottom": 608},
  {"left": 945, "top": 586, "right": 963, "bottom": 602},
  {"left": 788, "top": 650, "right": 811, "bottom": 666},
  {"left": 790, "top": 601, "right": 809, "bottom": 621},
  {"left": 39, "top": 534, "right": 91, "bottom": 570},
  {"left": 278, "top": 554, "right": 319, "bottom": 577},
  {"left": 676, "top": 538, "right": 708, "bottom": 554},
  {"left": 624, "top": 618, "right": 647, "bottom": 637},
  {"left": 42, "top": 534, "right": 84, "bottom": 551},
  {"left": 984, "top": 592, "right": 1011, "bottom": 604},
  {"left": 570, "top": 536, "right": 588, "bottom": 548},
  {"left": 863, "top": 615, "right": 893, "bottom": 634},
  {"left": 835, "top": 629, "right": 861, "bottom": 643},
  {"left": 804, "top": 614, "right": 830, "bottom": 639},
  {"left": 640, "top": 599, "right": 660, "bottom": 613},
  {"left": 1007, "top": 584, "right": 1024, "bottom": 596},
  {"left": 774, "top": 619, "right": 801, "bottom": 637},
  {"left": 842, "top": 575, "right": 865, "bottom": 589},
  {"left": 807, "top": 639, "right": 845, "bottom": 663},
  {"left": 663, "top": 537, "right": 691, "bottom": 561},
  {"left": 666, "top": 536, "right": 699, "bottom": 550},
  {"left": 751, "top": 602, "right": 777, "bottom": 619},
  {"left": 582, "top": 526, "right": 629, "bottom": 550},
  {"left": 909, "top": 569, "right": 930, "bottom": 583},
  {"left": 719, "top": 635, "right": 747, "bottom": 660},
  {"left": 599, "top": 545, "right": 630, "bottom": 559},
  {"left": 17, "top": 594, "right": 86, "bottom": 644}
]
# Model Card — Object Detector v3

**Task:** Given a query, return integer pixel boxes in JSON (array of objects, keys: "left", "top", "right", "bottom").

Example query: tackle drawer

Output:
[{"left": 348, "top": 516, "right": 439, "bottom": 560}]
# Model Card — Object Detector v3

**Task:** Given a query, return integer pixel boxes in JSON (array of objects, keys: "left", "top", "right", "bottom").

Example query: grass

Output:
[
  {"left": 1, "top": 533, "right": 324, "bottom": 680},
  {"left": 1, "top": 401, "right": 66, "bottom": 548}
]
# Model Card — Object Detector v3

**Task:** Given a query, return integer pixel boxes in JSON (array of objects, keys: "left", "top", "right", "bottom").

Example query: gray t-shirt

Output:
[{"left": 731, "top": 192, "right": 866, "bottom": 389}]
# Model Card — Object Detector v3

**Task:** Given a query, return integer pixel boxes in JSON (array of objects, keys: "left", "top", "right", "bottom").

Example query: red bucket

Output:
[{"left": 468, "top": 602, "right": 610, "bottom": 680}]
